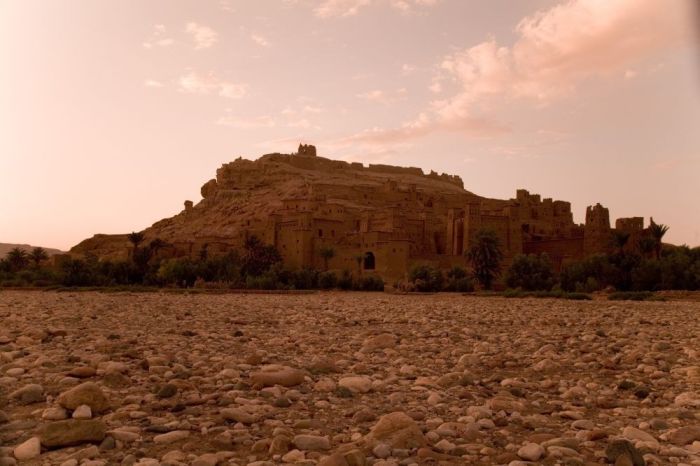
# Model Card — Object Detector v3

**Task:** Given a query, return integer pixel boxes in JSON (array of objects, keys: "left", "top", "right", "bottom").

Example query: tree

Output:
[
  {"left": 637, "top": 236, "right": 657, "bottom": 258},
  {"left": 505, "top": 253, "right": 555, "bottom": 291},
  {"left": 127, "top": 231, "right": 145, "bottom": 257},
  {"left": 319, "top": 246, "right": 335, "bottom": 271},
  {"left": 241, "top": 235, "right": 282, "bottom": 277},
  {"left": 6, "top": 248, "right": 29, "bottom": 272},
  {"left": 466, "top": 229, "right": 503, "bottom": 290},
  {"left": 649, "top": 220, "right": 670, "bottom": 260},
  {"left": 29, "top": 247, "right": 49, "bottom": 268},
  {"left": 611, "top": 231, "right": 631, "bottom": 256},
  {"left": 149, "top": 238, "right": 167, "bottom": 257}
]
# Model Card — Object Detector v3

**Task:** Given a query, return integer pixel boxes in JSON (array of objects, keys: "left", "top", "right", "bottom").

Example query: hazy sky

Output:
[{"left": 1, "top": 0, "right": 699, "bottom": 250}]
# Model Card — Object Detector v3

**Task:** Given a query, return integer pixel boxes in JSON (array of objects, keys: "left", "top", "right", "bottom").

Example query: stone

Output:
[
  {"left": 221, "top": 407, "right": 257, "bottom": 424},
  {"left": 57, "top": 382, "right": 109, "bottom": 413},
  {"left": 372, "top": 443, "right": 391, "bottom": 458},
  {"left": 68, "top": 367, "right": 96, "bottom": 378},
  {"left": 338, "top": 376, "right": 372, "bottom": 394},
  {"left": 517, "top": 443, "right": 544, "bottom": 461},
  {"left": 292, "top": 434, "right": 330, "bottom": 451},
  {"left": 13, "top": 437, "right": 41, "bottom": 461},
  {"left": 361, "top": 334, "right": 396, "bottom": 352},
  {"left": 668, "top": 426, "right": 700, "bottom": 446},
  {"left": 250, "top": 366, "right": 305, "bottom": 387},
  {"left": 42, "top": 407, "right": 68, "bottom": 420},
  {"left": 318, "top": 454, "right": 350, "bottom": 466},
  {"left": 156, "top": 383, "right": 177, "bottom": 399},
  {"left": 10, "top": 384, "right": 44, "bottom": 404},
  {"left": 605, "top": 439, "right": 645, "bottom": 466},
  {"left": 622, "top": 427, "right": 657, "bottom": 446},
  {"left": 38, "top": 420, "right": 107, "bottom": 448},
  {"left": 153, "top": 430, "right": 190, "bottom": 444},
  {"left": 72, "top": 404, "right": 92, "bottom": 419},
  {"left": 364, "top": 412, "right": 426, "bottom": 449}
]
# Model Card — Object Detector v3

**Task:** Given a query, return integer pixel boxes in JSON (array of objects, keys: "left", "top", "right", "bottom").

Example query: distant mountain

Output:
[{"left": 0, "top": 243, "right": 65, "bottom": 259}]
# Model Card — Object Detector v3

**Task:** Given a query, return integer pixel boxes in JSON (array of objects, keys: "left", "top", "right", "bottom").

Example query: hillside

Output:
[
  {"left": 70, "top": 145, "right": 646, "bottom": 282},
  {"left": 0, "top": 243, "right": 64, "bottom": 259},
  {"left": 71, "top": 147, "right": 488, "bottom": 263}
]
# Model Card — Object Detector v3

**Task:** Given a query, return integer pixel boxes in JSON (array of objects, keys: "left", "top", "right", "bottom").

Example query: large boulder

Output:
[
  {"left": 38, "top": 419, "right": 107, "bottom": 448},
  {"left": 57, "top": 382, "right": 109, "bottom": 413},
  {"left": 363, "top": 412, "right": 426, "bottom": 449}
]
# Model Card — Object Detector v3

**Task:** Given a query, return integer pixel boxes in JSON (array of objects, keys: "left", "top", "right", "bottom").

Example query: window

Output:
[
  {"left": 363, "top": 252, "right": 375, "bottom": 270},
  {"left": 318, "top": 229, "right": 323, "bottom": 237}
]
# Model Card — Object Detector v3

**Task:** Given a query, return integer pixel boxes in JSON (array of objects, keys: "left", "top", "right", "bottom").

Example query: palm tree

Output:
[
  {"left": 319, "top": 246, "right": 335, "bottom": 271},
  {"left": 637, "top": 236, "right": 656, "bottom": 258},
  {"left": 611, "top": 231, "right": 630, "bottom": 256},
  {"left": 29, "top": 247, "right": 48, "bottom": 268},
  {"left": 466, "top": 229, "right": 503, "bottom": 290},
  {"left": 649, "top": 220, "right": 669, "bottom": 260},
  {"left": 127, "top": 231, "right": 145, "bottom": 258},
  {"left": 6, "top": 248, "right": 29, "bottom": 272}
]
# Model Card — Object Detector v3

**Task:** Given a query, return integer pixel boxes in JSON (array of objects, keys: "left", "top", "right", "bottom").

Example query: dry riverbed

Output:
[{"left": 1, "top": 291, "right": 699, "bottom": 466}]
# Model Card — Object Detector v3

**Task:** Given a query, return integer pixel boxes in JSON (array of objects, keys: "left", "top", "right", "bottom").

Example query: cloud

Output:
[
  {"left": 251, "top": 34, "right": 271, "bottom": 47},
  {"left": 178, "top": 71, "right": 247, "bottom": 99},
  {"left": 356, "top": 88, "right": 407, "bottom": 105},
  {"left": 217, "top": 103, "right": 324, "bottom": 130},
  {"left": 401, "top": 64, "right": 416, "bottom": 75},
  {"left": 217, "top": 114, "right": 276, "bottom": 129},
  {"left": 313, "top": 0, "right": 438, "bottom": 18},
  {"left": 185, "top": 22, "right": 218, "bottom": 49},
  {"left": 142, "top": 24, "right": 174, "bottom": 49},
  {"left": 435, "top": 0, "right": 691, "bottom": 112},
  {"left": 341, "top": 0, "right": 692, "bottom": 146},
  {"left": 143, "top": 79, "right": 164, "bottom": 88}
]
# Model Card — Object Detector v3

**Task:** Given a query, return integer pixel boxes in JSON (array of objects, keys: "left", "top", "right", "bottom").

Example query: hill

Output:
[
  {"left": 70, "top": 145, "right": 649, "bottom": 282},
  {"left": 0, "top": 243, "right": 64, "bottom": 259}
]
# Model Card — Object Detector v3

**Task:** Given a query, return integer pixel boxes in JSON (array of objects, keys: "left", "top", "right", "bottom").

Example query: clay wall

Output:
[{"left": 523, "top": 238, "right": 585, "bottom": 272}]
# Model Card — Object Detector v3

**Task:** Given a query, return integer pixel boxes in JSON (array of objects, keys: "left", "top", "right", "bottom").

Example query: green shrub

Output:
[
  {"left": 445, "top": 277, "right": 475, "bottom": 292},
  {"left": 505, "top": 253, "right": 555, "bottom": 291},
  {"left": 608, "top": 291, "right": 659, "bottom": 301},
  {"left": 245, "top": 273, "right": 281, "bottom": 290},
  {"left": 409, "top": 265, "right": 444, "bottom": 292},
  {"left": 564, "top": 292, "right": 592, "bottom": 300},
  {"left": 290, "top": 268, "right": 319, "bottom": 290},
  {"left": 337, "top": 270, "right": 354, "bottom": 290},
  {"left": 318, "top": 271, "right": 337, "bottom": 289},
  {"left": 354, "top": 275, "right": 384, "bottom": 292}
]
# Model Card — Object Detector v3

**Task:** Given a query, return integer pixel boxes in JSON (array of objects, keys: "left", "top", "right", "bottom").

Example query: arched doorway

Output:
[{"left": 363, "top": 251, "right": 375, "bottom": 270}]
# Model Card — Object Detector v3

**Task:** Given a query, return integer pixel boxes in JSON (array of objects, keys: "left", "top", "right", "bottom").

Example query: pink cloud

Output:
[
  {"left": 437, "top": 0, "right": 692, "bottom": 112},
  {"left": 345, "top": 0, "right": 693, "bottom": 146},
  {"left": 177, "top": 71, "right": 247, "bottom": 99},
  {"left": 313, "top": 0, "right": 438, "bottom": 18},
  {"left": 185, "top": 22, "right": 218, "bottom": 49}
]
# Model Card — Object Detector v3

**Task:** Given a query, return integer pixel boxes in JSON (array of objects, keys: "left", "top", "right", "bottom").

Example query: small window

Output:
[{"left": 318, "top": 229, "right": 323, "bottom": 238}]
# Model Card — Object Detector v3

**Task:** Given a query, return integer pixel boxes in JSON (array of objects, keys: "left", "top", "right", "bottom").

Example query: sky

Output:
[{"left": 1, "top": 0, "right": 699, "bottom": 250}]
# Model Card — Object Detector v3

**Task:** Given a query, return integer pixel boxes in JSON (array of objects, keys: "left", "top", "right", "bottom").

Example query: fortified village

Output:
[{"left": 73, "top": 145, "right": 654, "bottom": 284}]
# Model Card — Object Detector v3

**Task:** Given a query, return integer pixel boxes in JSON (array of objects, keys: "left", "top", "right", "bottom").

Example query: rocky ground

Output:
[{"left": 1, "top": 291, "right": 699, "bottom": 466}]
